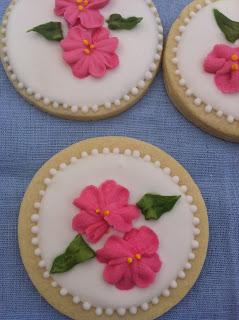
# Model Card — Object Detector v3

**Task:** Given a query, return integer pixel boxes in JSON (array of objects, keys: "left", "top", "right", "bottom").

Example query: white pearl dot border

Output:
[
  {"left": 30, "top": 147, "right": 201, "bottom": 316},
  {"left": 0, "top": 0, "right": 163, "bottom": 115},
  {"left": 171, "top": 0, "right": 237, "bottom": 124}
]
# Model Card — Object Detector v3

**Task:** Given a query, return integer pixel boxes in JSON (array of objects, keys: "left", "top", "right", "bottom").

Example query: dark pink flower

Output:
[
  {"left": 204, "top": 44, "right": 239, "bottom": 93},
  {"left": 61, "top": 26, "right": 119, "bottom": 78},
  {"left": 96, "top": 226, "right": 162, "bottom": 290},
  {"left": 72, "top": 180, "right": 140, "bottom": 243},
  {"left": 55, "top": 0, "right": 109, "bottom": 28}
]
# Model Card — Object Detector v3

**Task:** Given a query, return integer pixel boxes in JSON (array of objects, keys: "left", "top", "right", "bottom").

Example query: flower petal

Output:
[
  {"left": 80, "top": 9, "right": 104, "bottom": 29},
  {"left": 212, "top": 44, "right": 239, "bottom": 59},
  {"left": 99, "top": 180, "right": 129, "bottom": 208},
  {"left": 64, "top": 5, "right": 79, "bottom": 27},
  {"left": 88, "top": 53, "right": 107, "bottom": 78},
  {"left": 88, "top": 0, "right": 110, "bottom": 10},
  {"left": 72, "top": 210, "right": 101, "bottom": 234},
  {"left": 62, "top": 48, "right": 85, "bottom": 64},
  {"left": 67, "top": 25, "right": 92, "bottom": 43},
  {"left": 55, "top": 0, "right": 76, "bottom": 16},
  {"left": 73, "top": 185, "right": 99, "bottom": 212},
  {"left": 124, "top": 226, "right": 159, "bottom": 255},
  {"left": 116, "top": 267, "right": 135, "bottom": 290},
  {"left": 99, "top": 52, "right": 119, "bottom": 69},
  {"left": 204, "top": 54, "right": 226, "bottom": 74},
  {"left": 92, "top": 27, "right": 110, "bottom": 42},
  {"left": 96, "top": 38, "right": 119, "bottom": 53},
  {"left": 141, "top": 254, "right": 162, "bottom": 273},
  {"left": 215, "top": 71, "right": 239, "bottom": 93},
  {"left": 85, "top": 220, "right": 109, "bottom": 243},
  {"left": 132, "top": 261, "right": 156, "bottom": 288},
  {"left": 105, "top": 214, "right": 133, "bottom": 233},
  {"left": 96, "top": 236, "right": 132, "bottom": 263},
  {"left": 103, "top": 263, "right": 128, "bottom": 285}
]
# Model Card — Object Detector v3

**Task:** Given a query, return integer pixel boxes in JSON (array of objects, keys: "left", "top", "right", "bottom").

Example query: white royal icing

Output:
[
  {"left": 2, "top": 0, "right": 163, "bottom": 113},
  {"left": 31, "top": 149, "right": 200, "bottom": 315},
  {"left": 173, "top": 0, "right": 239, "bottom": 123}
]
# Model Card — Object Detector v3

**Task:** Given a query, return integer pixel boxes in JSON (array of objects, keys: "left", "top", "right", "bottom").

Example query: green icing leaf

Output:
[
  {"left": 28, "top": 22, "right": 63, "bottom": 41},
  {"left": 214, "top": 9, "right": 239, "bottom": 43},
  {"left": 50, "top": 235, "right": 95, "bottom": 274},
  {"left": 107, "top": 14, "right": 143, "bottom": 30},
  {"left": 137, "top": 194, "right": 181, "bottom": 220}
]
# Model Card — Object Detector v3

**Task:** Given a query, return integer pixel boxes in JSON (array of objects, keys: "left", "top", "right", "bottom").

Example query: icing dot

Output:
[
  {"left": 95, "top": 307, "right": 103, "bottom": 316},
  {"left": 172, "top": 47, "right": 178, "bottom": 53},
  {"left": 179, "top": 25, "right": 186, "bottom": 33},
  {"left": 189, "top": 252, "right": 196, "bottom": 260},
  {"left": 43, "top": 271, "right": 50, "bottom": 278},
  {"left": 181, "top": 185, "right": 188, "bottom": 193},
  {"left": 141, "top": 303, "right": 149, "bottom": 311},
  {"left": 34, "top": 248, "right": 41, "bottom": 256},
  {"left": 172, "top": 57, "right": 178, "bottom": 64},
  {"left": 170, "top": 280, "right": 178, "bottom": 289},
  {"left": 105, "top": 308, "right": 114, "bottom": 316},
  {"left": 59, "top": 163, "right": 67, "bottom": 170},
  {"left": 196, "top": 4, "right": 202, "bottom": 10},
  {"left": 31, "top": 214, "right": 39, "bottom": 222},
  {"left": 194, "top": 98, "right": 202, "bottom": 106},
  {"left": 152, "top": 297, "right": 159, "bottom": 304},
  {"left": 38, "top": 260, "right": 46, "bottom": 268},
  {"left": 154, "top": 161, "right": 161, "bottom": 167},
  {"left": 162, "top": 289, "right": 170, "bottom": 297},
  {"left": 71, "top": 105, "right": 78, "bottom": 113},
  {"left": 157, "top": 44, "right": 163, "bottom": 52},
  {"left": 31, "top": 226, "right": 39, "bottom": 234},
  {"left": 186, "top": 195, "right": 193, "bottom": 203},
  {"left": 186, "top": 89, "right": 193, "bottom": 96},
  {"left": 114, "top": 99, "right": 121, "bottom": 106},
  {"left": 138, "top": 80, "right": 145, "bottom": 88},
  {"left": 216, "top": 110, "right": 223, "bottom": 118},
  {"left": 60, "top": 288, "right": 68, "bottom": 296},
  {"left": 163, "top": 167, "right": 171, "bottom": 175},
  {"left": 175, "top": 69, "right": 180, "bottom": 75},
  {"left": 158, "top": 25, "right": 163, "bottom": 33},
  {"left": 189, "top": 11, "right": 196, "bottom": 18},
  {"left": 133, "top": 150, "right": 140, "bottom": 158},
  {"left": 70, "top": 157, "right": 78, "bottom": 163},
  {"left": 53, "top": 102, "right": 59, "bottom": 109},
  {"left": 205, "top": 105, "right": 213, "bottom": 113},
  {"left": 44, "top": 178, "right": 51, "bottom": 185},
  {"left": 172, "top": 176, "right": 180, "bottom": 183},
  {"left": 105, "top": 102, "right": 111, "bottom": 109},
  {"left": 7, "top": 65, "right": 12, "bottom": 72},
  {"left": 51, "top": 281, "right": 58, "bottom": 288},
  {"left": 185, "top": 262, "right": 192, "bottom": 270},
  {"left": 73, "top": 296, "right": 80, "bottom": 304},
  {"left": 131, "top": 87, "right": 139, "bottom": 95},
  {"left": 144, "top": 155, "right": 151, "bottom": 162},
  {"left": 39, "top": 190, "right": 45, "bottom": 196},
  {"left": 129, "top": 306, "right": 138, "bottom": 314},
  {"left": 34, "top": 93, "right": 41, "bottom": 100},
  {"left": 26, "top": 87, "right": 33, "bottom": 95},
  {"left": 192, "top": 240, "right": 199, "bottom": 249},
  {"left": 82, "top": 105, "right": 89, "bottom": 113},
  {"left": 103, "top": 148, "right": 110, "bottom": 154},
  {"left": 63, "top": 103, "right": 68, "bottom": 109},
  {"left": 83, "top": 302, "right": 91, "bottom": 310},
  {"left": 31, "top": 237, "right": 39, "bottom": 245},
  {"left": 49, "top": 168, "right": 57, "bottom": 176},
  {"left": 227, "top": 115, "right": 234, "bottom": 123},
  {"left": 117, "top": 308, "right": 126, "bottom": 316},
  {"left": 193, "top": 217, "right": 200, "bottom": 225},
  {"left": 43, "top": 98, "right": 50, "bottom": 106},
  {"left": 113, "top": 148, "right": 120, "bottom": 154},
  {"left": 145, "top": 71, "right": 153, "bottom": 80},
  {"left": 179, "top": 78, "right": 186, "bottom": 86},
  {"left": 194, "top": 228, "right": 200, "bottom": 236},
  {"left": 81, "top": 151, "right": 88, "bottom": 158},
  {"left": 190, "top": 205, "right": 198, "bottom": 213},
  {"left": 124, "top": 149, "right": 132, "bottom": 156},
  {"left": 178, "top": 271, "right": 186, "bottom": 279},
  {"left": 10, "top": 73, "right": 16, "bottom": 80},
  {"left": 123, "top": 95, "right": 130, "bottom": 101},
  {"left": 91, "top": 149, "right": 99, "bottom": 156},
  {"left": 154, "top": 53, "right": 161, "bottom": 61},
  {"left": 175, "top": 35, "right": 181, "bottom": 42},
  {"left": 17, "top": 82, "right": 24, "bottom": 89}
]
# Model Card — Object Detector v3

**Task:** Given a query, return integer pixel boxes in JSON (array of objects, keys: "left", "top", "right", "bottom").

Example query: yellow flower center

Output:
[
  {"left": 82, "top": 39, "right": 95, "bottom": 55},
  {"left": 103, "top": 210, "right": 110, "bottom": 217},
  {"left": 231, "top": 54, "right": 239, "bottom": 62},
  {"left": 231, "top": 63, "right": 239, "bottom": 72},
  {"left": 135, "top": 253, "right": 142, "bottom": 260},
  {"left": 76, "top": 0, "right": 89, "bottom": 10},
  {"left": 95, "top": 208, "right": 101, "bottom": 214},
  {"left": 127, "top": 257, "right": 133, "bottom": 264}
]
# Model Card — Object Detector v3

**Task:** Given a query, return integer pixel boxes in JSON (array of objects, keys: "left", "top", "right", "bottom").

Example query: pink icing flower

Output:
[
  {"left": 204, "top": 44, "right": 239, "bottom": 93},
  {"left": 72, "top": 180, "right": 140, "bottom": 243},
  {"left": 55, "top": 0, "right": 109, "bottom": 28},
  {"left": 96, "top": 226, "right": 162, "bottom": 290},
  {"left": 61, "top": 26, "right": 119, "bottom": 78}
]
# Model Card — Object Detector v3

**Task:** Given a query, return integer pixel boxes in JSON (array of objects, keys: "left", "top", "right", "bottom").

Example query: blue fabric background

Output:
[{"left": 0, "top": 0, "right": 239, "bottom": 319}]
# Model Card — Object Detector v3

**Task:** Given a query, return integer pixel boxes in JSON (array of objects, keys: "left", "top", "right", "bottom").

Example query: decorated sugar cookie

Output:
[
  {"left": 0, "top": 0, "right": 163, "bottom": 120},
  {"left": 164, "top": 0, "right": 239, "bottom": 142},
  {"left": 19, "top": 137, "right": 208, "bottom": 319}
]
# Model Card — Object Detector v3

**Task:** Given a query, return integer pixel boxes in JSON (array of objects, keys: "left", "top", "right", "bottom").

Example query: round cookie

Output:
[
  {"left": 19, "top": 136, "right": 208, "bottom": 319},
  {"left": 0, "top": 0, "right": 163, "bottom": 120},
  {"left": 164, "top": 0, "right": 239, "bottom": 142}
]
